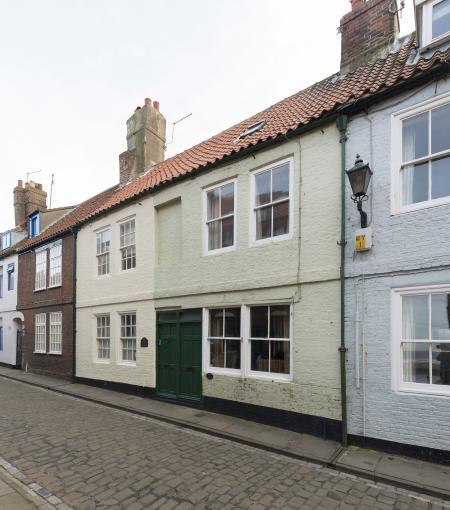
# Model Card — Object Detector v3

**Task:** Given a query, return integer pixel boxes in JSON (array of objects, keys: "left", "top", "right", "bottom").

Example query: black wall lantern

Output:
[{"left": 346, "top": 155, "right": 372, "bottom": 228}]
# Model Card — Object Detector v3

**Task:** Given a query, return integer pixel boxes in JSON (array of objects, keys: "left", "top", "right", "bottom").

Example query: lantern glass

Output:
[{"left": 346, "top": 158, "right": 372, "bottom": 198}]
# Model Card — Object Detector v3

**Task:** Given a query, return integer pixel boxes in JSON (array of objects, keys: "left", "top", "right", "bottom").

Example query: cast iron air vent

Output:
[{"left": 236, "top": 119, "right": 267, "bottom": 141}]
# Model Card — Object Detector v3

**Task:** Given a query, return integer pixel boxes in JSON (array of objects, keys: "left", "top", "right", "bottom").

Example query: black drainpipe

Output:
[
  {"left": 336, "top": 115, "right": 348, "bottom": 447},
  {"left": 71, "top": 226, "right": 78, "bottom": 384}
]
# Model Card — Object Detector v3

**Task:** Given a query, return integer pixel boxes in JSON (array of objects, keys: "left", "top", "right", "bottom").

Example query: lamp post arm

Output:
[{"left": 357, "top": 200, "right": 368, "bottom": 228}]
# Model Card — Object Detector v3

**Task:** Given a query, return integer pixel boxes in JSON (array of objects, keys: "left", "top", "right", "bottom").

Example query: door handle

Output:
[
  {"left": 185, "top": 367, "right": 195, "bottom": 372},
  {"left": 163, "top": 363, "right": 172, "bottom": 369}
]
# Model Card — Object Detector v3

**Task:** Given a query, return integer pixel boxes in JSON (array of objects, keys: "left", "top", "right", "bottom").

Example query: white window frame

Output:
[
  {"left": 202, "top": 303, "right": 293, "bottom": 381},
  {"left": 119, "top": 218, "right": 136, "bottom": 271},
  {"left": 49, "top": 311, "right": 62, "bottom": 355},
  {"left": 203, "top": 306, "right": 243, "bottom": 375},
  {"left": 49, "top": 241, "right": 62, "bottom": 288},
  {"left": 250, "top": 157, "right": 294, "bottom": 246},
  {"left": 35, "top": 248, "right": 47, "bottom": 291},
  {"left": 392, "top": 284, "right": 450, "bottom": 396},
  {"left": 391, "top": 91, "right": 450, "bottom": 215},
  {"left": 119, "top": 312, "right": 137, "bottom": 364},
  {"left": 203, "top": 178, "right": 237, "bottom": 256},
  {"left": 96, "top": 228, "right": 111, "bottom": 277},
  {"left": 420, "top": 0, "right": 450, "bottom": 48},
  {"left": 96, "top": 314, "right": 111, "bottom": 362},
  {"left": 1, "top": 232, "right": 11, "bottom": 250},
  {"left": 34, "top": 313, "right": 46, "bottom": 353}
]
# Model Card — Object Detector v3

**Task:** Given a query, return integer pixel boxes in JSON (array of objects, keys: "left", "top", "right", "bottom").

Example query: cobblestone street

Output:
[{"left": 0, "top": 378, "right": 448, "bottom": 510}]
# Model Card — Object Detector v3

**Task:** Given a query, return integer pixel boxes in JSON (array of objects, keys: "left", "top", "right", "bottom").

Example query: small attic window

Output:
[{"left": 237, "top": 120, "right": 266, "bottom": 140}]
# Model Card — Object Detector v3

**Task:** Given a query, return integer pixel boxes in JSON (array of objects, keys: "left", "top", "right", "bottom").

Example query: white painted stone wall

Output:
[
  {"left": 0, "top": 253, "right": 23, "bottom": 366},
  {"left": 345, "top": 77, "right": 450, "bottom": 451},
  {"left": 76, "top": 196, "right": 155, "bottom": 387}
]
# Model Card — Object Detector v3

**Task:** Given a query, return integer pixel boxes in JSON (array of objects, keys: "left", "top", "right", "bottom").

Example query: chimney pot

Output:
[
  {"left": 135, "top": 106, "right": 141, "bottom": 112},
  {"left": 350, "top": 0, "right": 365, "bottom": 10},
  {"left": 144, "top": 98, "right": 151, "bottom": 106},
  {"left": 153, "top": 101, "right": 160, "bottom": 110},
  {"left": 17, "top": 179, "right": 23, "bottom": 188}
]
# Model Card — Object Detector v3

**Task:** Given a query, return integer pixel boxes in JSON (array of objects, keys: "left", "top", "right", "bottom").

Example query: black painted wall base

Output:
[
  {"left": 203, "top": 396, "right": 342, "bottom": 442},
  {"left": 76, "top": 376, "right": 156, "bottom": 399},
  {"left": 348, "top": 434, "right": 450, "bottom": 466}
]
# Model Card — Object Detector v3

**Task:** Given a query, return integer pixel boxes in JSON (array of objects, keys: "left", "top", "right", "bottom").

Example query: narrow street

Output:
[{"left": 0, "top": 378, "right": 447, "bottom": 510}]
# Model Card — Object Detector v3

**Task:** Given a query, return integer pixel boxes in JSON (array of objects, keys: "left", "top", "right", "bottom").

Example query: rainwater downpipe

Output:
[{"left": 336, "top": 115, "right": 348, "bottom": 447}]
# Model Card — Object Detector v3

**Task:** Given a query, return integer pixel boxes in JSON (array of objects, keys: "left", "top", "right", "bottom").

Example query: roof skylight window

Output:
[{"left": 237, "top": 120, "right": 266, "bottom": 140}]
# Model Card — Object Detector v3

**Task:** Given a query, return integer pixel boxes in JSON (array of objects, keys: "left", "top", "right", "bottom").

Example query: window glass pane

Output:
[
  {"left": 431, "top": 293, "right": 450, "bottom": 340},
  {"left": 402, "top": 163, "right": 429, "bottom": 205},
  {"left": 270, "top": 341, "right": 290, "bottom": 374},
  {"left": 402, "top": 295, "right": 429, "bottom": 339},
  {"left": 432, "top": 0, "right": 450, "bottom": 39},
  {"left": 207, "top": 188, "right": 220, "bottom": 220},
  {"left": 210, "top": 339, "right": 224, "bottom": 367},
  {"left": 221, "top": 217, "right": 234, "bottom": 248},
  {"left": 208, "top": 221, "right": 221, "bottom": 250},
  {"left": 209, "top": 309, "right": 223, "bottom": 337},
  {"left": 270, "top": 306, "right": 290, "bottom": 338},
  {"left": 431, "top": 103, "right": 450, "bottom": 154},
  {"left": 403, "top": 342, "right": 429, "bottom": 383},
  {"left": 224, "top": 308, "right": 240, "bottom": 337},
  {"left": 402, "top": 113, "right": 429, "bottom": 161},
  {"left": 251, "top": 340, "right": 269, "bottom": 372},
  {"left": 272, "top": 164, "right": 289, "bottom": 202},
  {"left": 255, "top": 206, "right": 272, "bottom": 240},
  {"left": 273, "top": 202, "right": 289, "bottom": 236},
  {"left": 220, "top": 183, "right": 234, "bottom": 216},
  {"left": 225, "top": 339, "right": 240, "bottom": 369},
  {"left": 255, "top": 170, "right": 271, "bottom": 206},
  {"left": 251, "top": 307, "right": 268, "bottom": 338},
  {"left": 180, "top": 309, "right": 202, "bottom": 321},
  {"left": 431, "top": 156, "right": 450, "bottom": 200},
  {"left": 432, "top": 343, "right": 450, "bottom": 385}
]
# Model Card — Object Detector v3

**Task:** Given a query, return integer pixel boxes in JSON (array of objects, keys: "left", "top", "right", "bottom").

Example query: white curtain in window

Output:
[
  {"left": 402, "top": 297, "right": 415, "bottom": 382},
  {"left": 402, "top": 130, "right": 416, "bottom": 205}
]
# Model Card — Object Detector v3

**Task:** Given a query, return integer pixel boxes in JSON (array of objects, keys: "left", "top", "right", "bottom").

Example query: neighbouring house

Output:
[
  {"left": 16, "top": 184, "right": 117, "bottom": 379},
  {"left": 344, "top": 0, "right": 450, "bottom": 462},
  {"left": 73, "top": 0, "right": 450, "bottom": 442},
  {"left": 0, "top": 227, "right": 26, "bottom": 368}
]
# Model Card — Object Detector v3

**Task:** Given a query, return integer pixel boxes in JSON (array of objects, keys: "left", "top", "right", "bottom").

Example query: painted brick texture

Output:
[
  {"left": 17, "top": 234, "right": 74, "bottom": 378},
  {"left": 344, "top": 77, "right": 450, "bottom": 451}
]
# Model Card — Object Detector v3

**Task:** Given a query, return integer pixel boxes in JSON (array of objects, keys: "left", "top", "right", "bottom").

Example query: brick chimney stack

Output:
[
  {"left": 13, "top": 180, "right": 47, "bottom": 227},
  {"left": 340, "top": 0, "right": 399, "bottom": 74},
  {"left": 119, "top": 98, "right": 166, "bottom": 186}
]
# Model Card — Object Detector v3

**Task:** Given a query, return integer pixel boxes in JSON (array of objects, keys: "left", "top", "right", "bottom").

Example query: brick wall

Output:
[
  {"left": 340, "top": 0, "right": 398, "bottom": 73},
  {"left": 18, "top": 234, "right": 74, "bottom": 379}
]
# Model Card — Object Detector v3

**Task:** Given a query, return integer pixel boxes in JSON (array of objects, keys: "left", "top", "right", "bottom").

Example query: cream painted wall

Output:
[
  {"left": 76, "top": 124, "right": 342, "bottom": 420},
  {"left": 76, "top": 196, "right": 155, "bottom": 386}
]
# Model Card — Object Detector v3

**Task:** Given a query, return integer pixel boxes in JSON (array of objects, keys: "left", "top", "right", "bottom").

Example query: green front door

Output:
[{"left": 156, "top": 309, "right": 202, "bottom": 401}]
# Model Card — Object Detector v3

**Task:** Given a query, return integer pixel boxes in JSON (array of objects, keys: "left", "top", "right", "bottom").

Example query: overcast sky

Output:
[{"left": 0, "top": 0, "right": 415, "bottom": 231}]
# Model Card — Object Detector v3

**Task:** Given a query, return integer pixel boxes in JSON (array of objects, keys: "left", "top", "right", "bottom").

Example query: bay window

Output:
[
  {"left": 394, "top": 286, "right": 450, "bottom": 394},
  {"left": 252, "top": 159, "right": 292, "bottom": 242}
]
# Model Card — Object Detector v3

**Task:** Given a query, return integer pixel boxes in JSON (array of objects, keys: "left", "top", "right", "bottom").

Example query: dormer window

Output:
[
  {"left": 29, "top": 212, "right": 40, "bottom": 238},
  {"left": 417, "top": 0, "right": 450, "bottom": 49},
  {"left": 1, "top": 232, "right": 11, "bottom": 250}
]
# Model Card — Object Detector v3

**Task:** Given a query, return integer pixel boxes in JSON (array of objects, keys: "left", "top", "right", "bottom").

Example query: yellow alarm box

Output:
[{"left": 354, "top": 227, "right": 372, "bottom": 252}]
